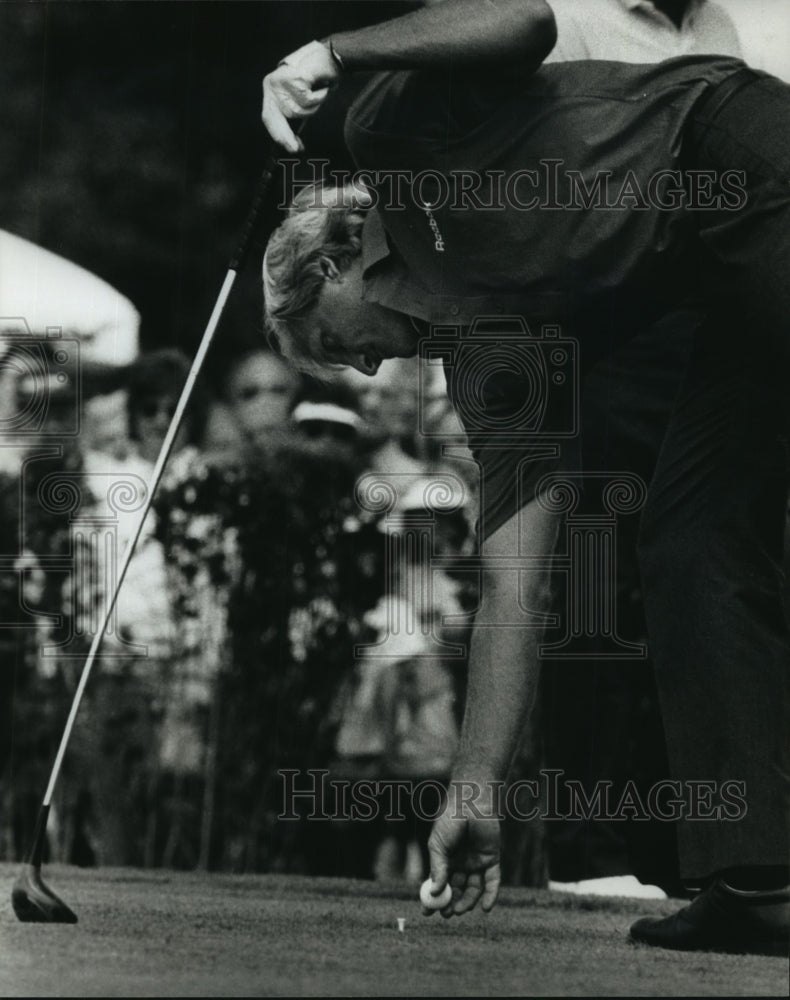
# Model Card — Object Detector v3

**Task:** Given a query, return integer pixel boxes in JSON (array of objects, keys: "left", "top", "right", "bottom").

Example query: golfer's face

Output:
[{"left": 306, "top": 257, "right": 419, "bottom": 376}]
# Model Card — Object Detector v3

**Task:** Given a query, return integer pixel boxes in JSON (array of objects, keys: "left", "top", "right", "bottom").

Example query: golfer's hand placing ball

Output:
[
  {"left": 262, "top": 40, "right": 340, "bottom": 153},
  {"left": 422, "top": 783, "right": 502, "bottom": 918}
]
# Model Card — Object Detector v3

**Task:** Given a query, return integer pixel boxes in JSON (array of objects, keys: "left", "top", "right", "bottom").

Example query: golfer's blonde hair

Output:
[{"left": 263, "top": 184, "right": 367, "bottom": 376}]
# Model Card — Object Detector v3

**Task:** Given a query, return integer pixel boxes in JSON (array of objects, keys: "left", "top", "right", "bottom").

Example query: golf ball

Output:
[{"left": 420, "top": 878, "right": 452, "bottom": 910}]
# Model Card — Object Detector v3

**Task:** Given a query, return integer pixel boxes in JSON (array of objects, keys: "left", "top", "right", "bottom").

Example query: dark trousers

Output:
[
  {"left": 638, "top": 70, "right": 790, "bottom": 879},
  {"left": 545, "top": 70, "right": 790, "bottom": 887},
  {"left": 544, "top": 319, "right": 695, "bottom": 891}
]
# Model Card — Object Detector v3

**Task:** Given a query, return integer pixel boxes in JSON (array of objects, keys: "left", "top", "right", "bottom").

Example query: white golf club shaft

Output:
[{"left": 42, "top": 269, "right": 237, "bottom": 806}]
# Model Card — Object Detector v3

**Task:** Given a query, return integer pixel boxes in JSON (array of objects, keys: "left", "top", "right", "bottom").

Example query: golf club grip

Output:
[
  {"left": 227, "top": 151, "right": 281, "bottom": 273},
  {"left": 228, "top": 121, "right": 305, "bottom": 273}
]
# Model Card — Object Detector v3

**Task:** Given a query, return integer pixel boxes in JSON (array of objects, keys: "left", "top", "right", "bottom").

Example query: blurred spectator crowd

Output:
[{"left": 0, "top": 333, "right": 481, "bottom": 881}]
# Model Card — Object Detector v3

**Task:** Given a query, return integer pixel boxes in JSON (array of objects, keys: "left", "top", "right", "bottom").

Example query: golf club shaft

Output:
[
  {"left": 42, "top": 268, "right": 237, "bottom": 807},
  {"left": 39, "top": 149, "right": 285, "bottom": 813}
]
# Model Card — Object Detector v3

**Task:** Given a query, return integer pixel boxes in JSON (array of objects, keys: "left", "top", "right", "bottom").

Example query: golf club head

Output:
[{"left": 12, "top": 863, "right": 78, "bottom": 923}]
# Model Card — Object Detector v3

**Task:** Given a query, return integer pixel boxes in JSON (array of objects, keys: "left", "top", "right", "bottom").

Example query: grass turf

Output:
[{"left": 0, "top": 864, "right": 787, "bottom": 997}]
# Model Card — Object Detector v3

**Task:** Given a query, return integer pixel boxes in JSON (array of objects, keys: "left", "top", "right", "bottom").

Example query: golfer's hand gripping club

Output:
[{"left": 261, "top": 39, "right": 340, "bottom": 152}]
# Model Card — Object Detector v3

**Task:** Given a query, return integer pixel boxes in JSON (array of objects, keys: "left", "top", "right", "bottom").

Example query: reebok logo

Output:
[{"left": 422, "top": 203, "right": 445, "bottom": 253}]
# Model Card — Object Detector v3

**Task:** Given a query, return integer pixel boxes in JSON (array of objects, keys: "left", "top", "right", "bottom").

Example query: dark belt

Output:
[{"left": 692, "top": 66, "right": 765, "bottom": 124}]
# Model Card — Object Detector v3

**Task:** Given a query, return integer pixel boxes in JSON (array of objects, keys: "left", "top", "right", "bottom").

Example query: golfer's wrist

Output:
[
  {"left": 446, "top": 775, "right": 504, "bottom": 817},
  {"left": 324, "top": 37, "right": 347, "bottom": 73},
  {"left": 323, "top": 30, "right": 371, "bottom": 72}
]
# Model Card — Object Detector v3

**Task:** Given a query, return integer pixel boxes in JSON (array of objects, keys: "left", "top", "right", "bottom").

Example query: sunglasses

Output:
[
  {"left": 299, "top": 420, "right": 357, "bottom": 443},
  {"left": 137, "top": 398, "right": 177, "bottom": 420}
]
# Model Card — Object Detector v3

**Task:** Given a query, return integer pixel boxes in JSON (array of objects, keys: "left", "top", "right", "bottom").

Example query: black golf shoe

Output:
[{"left": 630, "top": 879, "right": 790, "bottom": 956}]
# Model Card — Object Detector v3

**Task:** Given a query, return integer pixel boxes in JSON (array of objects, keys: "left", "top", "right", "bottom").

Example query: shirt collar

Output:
[{"left": 361, "top": 209, "right": 391, "bottom": 274}]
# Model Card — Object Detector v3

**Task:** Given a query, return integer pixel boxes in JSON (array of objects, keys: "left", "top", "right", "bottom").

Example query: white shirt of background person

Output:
[{"left": 544, "top": 0, "right": 741, "bottom": 63}]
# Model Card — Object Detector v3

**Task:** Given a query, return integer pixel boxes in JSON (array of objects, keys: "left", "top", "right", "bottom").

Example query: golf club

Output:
[{"left": 12, "top": 140, "right": 290, "bottom": 923}]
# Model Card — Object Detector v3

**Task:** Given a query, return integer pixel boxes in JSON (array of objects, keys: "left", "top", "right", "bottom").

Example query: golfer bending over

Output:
[{"left": 261, "top": 0, "right": 790, "bottom": 954}]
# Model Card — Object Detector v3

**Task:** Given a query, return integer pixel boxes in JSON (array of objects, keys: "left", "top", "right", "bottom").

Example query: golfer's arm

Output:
[
  {"left": 453, "top": 614, "right": 540, "bottom": 794},
  {"left": 452, "top": 505, "right": 558, "bottom": 789},
  {"left": 330, "top": 0, "right": 557, "bottom": 76}
]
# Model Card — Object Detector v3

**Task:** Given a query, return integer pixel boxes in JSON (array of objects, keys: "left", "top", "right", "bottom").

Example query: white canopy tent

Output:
[{"left": 0, "top": 229, "right": 139, "bottom": 365}]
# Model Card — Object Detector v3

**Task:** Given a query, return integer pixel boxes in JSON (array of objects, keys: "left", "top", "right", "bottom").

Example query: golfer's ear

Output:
[{"left": 319, "top": 256, "right": 341, "bottom": 281}]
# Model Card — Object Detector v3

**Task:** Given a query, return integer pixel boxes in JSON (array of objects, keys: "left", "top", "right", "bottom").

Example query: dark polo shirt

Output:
[{"left": 344, "top": 55, "right": 745, "bottom": 536}]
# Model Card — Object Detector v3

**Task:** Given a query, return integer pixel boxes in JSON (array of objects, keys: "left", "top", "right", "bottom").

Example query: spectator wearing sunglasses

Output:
[{"left": 126, "top": 348, "right": 204, "bottom": 465}]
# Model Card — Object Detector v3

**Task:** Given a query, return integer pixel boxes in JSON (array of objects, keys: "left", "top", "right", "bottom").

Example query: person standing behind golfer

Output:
[
  {"left": 547, "top": 0, "right": 740, "bottom": 63},
  {"left": 260, "top": 0, "right": 790, "bottom": 953}
]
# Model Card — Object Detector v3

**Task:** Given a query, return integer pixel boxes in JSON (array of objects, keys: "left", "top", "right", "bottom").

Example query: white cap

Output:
[{"left": 291, "top": 400, "right": 361, "bottom": 429}]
